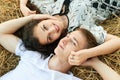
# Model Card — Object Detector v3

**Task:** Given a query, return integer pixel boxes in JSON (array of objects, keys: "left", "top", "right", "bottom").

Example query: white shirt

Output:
[{"left": 0, "top": 40, "right": 81, "bottom": 80}]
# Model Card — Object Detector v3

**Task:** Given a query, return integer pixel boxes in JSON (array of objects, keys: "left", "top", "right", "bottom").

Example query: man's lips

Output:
[{"left": 58, "top": 44, "right": 64, "bottom": 50}]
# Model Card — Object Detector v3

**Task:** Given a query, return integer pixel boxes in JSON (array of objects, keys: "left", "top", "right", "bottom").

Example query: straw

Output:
[{"left": 0, "top": 0, "right": 120, "bottom": 80}]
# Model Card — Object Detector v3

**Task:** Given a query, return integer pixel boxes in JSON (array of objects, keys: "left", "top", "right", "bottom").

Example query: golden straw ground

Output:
[{"left": 0, "top": 0, "right": 120, "bottom": 80}]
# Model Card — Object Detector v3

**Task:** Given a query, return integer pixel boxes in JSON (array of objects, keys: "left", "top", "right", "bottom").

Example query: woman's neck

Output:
[
  {"left": 55, "top": 15, "right": 68, "bottom": 30},
  {"left": 48, "top": 55, "right": 72, "bottom": 73}
]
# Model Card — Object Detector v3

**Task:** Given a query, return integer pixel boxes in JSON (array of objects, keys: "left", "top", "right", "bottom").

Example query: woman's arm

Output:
[
  {"left": 0, "top": 15, "right": 34, "bottom": 34},
  {"left": 0, "top": 14, "right": 56, "bottom": 34},
  {"left": 68, "top": 34, "right": 120, "bottom": 65},
  {"left": 20, "top": 0, "right": 28, "bottom": 5},
  {"left": 20, "top": 0, "right": 36, "bottom": 16},
  {"left": 0, "top": 14, "right": 56, "bottom": 53},
  {"left": 88, "top": 34, "right": 120, "bottom": 56},
  {"left": 0, "top": 15, "right": 34, "bottom": 53},
  {"left": 82, "top": 57, "right": 120, "bottom": 80}
]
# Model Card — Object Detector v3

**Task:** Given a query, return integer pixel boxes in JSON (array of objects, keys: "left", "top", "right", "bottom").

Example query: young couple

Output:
[
  {"left": 0, "top": 14, "right": 120, "bottom": 80},
  {"left": 0, "top": 0, "right": 120, "bottom": 79}
]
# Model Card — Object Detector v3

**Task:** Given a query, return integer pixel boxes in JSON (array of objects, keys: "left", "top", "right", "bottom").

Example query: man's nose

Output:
[{"left": 62, "top": 37, "right": 70, "bottom": 45}]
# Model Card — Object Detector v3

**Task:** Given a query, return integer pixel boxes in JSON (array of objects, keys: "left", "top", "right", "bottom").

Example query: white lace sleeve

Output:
[
  {"left": 81, "top": 25, "right": 107, "bottom": 44},
  {"left": 30, "top": 0, "right": 64, "bottom": 15}
]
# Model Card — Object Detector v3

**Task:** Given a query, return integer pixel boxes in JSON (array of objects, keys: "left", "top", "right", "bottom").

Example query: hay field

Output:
[{"left": 0, "top": 0, "right": 120, "bottom": 80}]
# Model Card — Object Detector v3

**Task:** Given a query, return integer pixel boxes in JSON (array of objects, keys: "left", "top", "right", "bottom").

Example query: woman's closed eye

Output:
[
  {"left": 43, "top": 25, "right": 48, "bottom": 30},
  {"left": 48, "top": 34, "right": 53, "bottom": 42}
]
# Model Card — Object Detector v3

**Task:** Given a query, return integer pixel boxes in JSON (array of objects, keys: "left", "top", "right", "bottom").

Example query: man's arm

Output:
[
  {"left": 88, "top": 58, "right": 120, "bottom": 80},
  {"left": 87, "top": 34, "right": 120, "bottom": 57}
]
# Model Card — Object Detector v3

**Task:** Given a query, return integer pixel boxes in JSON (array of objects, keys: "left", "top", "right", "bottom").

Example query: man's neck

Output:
[{"left": 48, "top": 55, "right": 72, "bottom": 73}]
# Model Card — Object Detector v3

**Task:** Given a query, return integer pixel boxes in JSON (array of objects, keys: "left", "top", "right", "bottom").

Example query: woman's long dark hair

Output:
[
  {"left": 59, "top": 0, "right": 70, "bottom": 15},
  {"left": 26, "top": 0, "right": 41, "bottom": 14}
]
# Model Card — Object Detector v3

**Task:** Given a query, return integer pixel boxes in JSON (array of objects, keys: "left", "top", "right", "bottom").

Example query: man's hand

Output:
[{"left": 68, "top": 49, "right": 90, "bottom": 65}]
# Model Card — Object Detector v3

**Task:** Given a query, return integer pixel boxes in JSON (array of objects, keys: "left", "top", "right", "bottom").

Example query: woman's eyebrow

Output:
[
  {"left": 47, "top": 35, "right": 49, "bottom": 43},
  {"left": 41, "top": 25, "right": 45, "bottom": 31}
]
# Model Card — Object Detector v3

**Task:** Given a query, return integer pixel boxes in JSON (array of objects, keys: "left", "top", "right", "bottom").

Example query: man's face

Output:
[{"left": 54, "top": 30, "right": 87, "bottom": 61}]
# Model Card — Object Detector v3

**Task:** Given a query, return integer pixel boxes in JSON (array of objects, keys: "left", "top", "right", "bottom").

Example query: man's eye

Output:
[{"left": 72, "top": 41, "right": 76, "bottom": 46}]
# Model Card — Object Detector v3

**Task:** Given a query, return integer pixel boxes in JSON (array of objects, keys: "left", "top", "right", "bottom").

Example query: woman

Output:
[
  {"left": 0, "top": 19, "right": 120, "bottom": 80},
  {"left": 20, "top": 0, "right": 107, "bottom": 44},
  {"left": 20, "top": 0, "right": 120, "bottom": 43}
]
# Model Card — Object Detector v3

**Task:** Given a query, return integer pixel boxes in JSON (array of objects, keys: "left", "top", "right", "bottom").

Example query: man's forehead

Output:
[{"left": 71, "top": 30, "right": 80, "bottom": 36}]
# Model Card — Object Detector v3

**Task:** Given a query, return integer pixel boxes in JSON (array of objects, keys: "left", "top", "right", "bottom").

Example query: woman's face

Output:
[
  {"left": 54, "top": 30, "right": 87, "bottom": 61},
  {"left": 33, "top": 18, "right": 65, "bottom": 45}
]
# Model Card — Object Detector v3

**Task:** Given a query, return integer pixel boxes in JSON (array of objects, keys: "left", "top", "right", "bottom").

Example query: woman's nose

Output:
[{"left": 48, "top": 26, "right": 56, "bottom": 33}]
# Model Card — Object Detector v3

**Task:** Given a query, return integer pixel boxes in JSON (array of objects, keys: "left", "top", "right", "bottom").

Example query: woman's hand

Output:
[
  {"left": 32, "top": 14, "right": 57, "bottom": 20},
  {"left": 20, "top": 4, "right": 36, "bottom": 16}
]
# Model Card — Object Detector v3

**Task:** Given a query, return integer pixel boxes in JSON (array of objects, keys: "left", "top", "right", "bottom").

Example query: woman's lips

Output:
[{"left": 54, "top": 24, "right": 60, "bottom": 32}]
